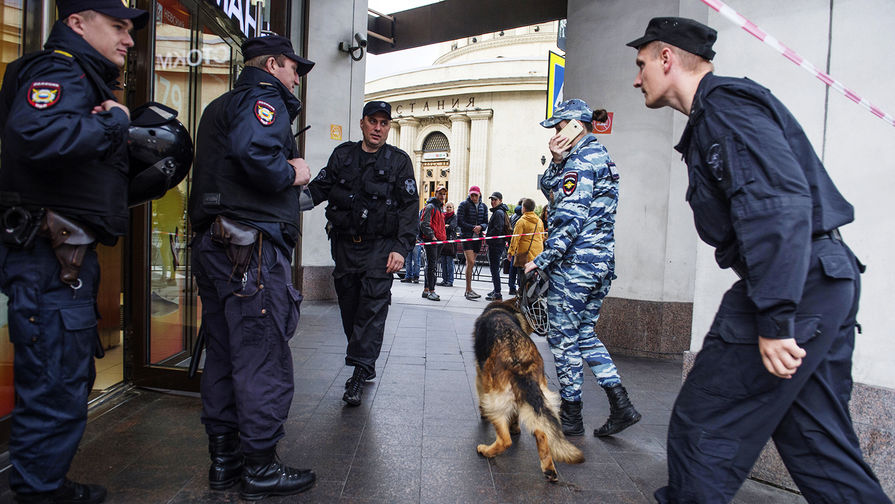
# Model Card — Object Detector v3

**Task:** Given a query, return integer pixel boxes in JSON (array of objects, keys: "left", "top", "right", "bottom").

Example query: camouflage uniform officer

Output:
[{"left": 525, "top": 99, "right": 641, "bottom": 438}]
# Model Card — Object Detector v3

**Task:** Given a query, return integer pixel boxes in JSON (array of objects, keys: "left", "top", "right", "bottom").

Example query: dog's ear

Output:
[{"left": 499, "top": 298, "right": 534, "bottom": 335}]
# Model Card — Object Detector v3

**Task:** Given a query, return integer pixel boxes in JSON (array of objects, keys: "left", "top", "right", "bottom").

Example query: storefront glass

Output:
[{"left": 0, "top": 0, "right": 24, "bottom": 419}]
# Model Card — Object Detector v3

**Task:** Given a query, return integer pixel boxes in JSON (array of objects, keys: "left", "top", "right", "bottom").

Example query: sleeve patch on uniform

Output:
[
  {"left": 254, "top": 100, "right": 276, "bottom": 126},
  {"left": 404, "top": 179, "right": 417, "bottom": 195},
  {"left": 28, "top": 82, "right": 61, "bottom": 109},
  {"left": 562, "top": 171, "right": 578, "bottom": 196},
  {"left": 313, "top": 168, "right": 326, "bottom": 181},
  {"left": 707, "top": 143, "right": 724, "bottom": 182},
  {"left": 607, "top": 161, "right": 619, "bottom": 181}
]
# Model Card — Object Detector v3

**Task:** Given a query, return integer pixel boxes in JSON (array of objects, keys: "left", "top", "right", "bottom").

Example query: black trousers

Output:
[
  {"left": 487, "top": 241, "right": 505, "bottom": 294},
  {"left": 656, "top": 238, "right": 890, "bottom": 504},
  {"left": 424, "top": 244, "right": 439, "bottom": 291},
  {"left": 331, "top": 238, "right": 393, "bottom": 376}
]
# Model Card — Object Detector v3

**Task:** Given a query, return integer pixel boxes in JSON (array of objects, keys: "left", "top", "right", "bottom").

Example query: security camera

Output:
[{"left": 355, "top": 33, "right": 367, "bottom": 48}]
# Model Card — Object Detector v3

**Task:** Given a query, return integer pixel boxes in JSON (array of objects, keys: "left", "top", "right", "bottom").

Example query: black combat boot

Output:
[
  {"left": 240, "top": 449, "right": 316, "bottom": 501},
  {"left": 559, "top": 399, "right": 584, "bottom": 436},
  {"left": 14, "top": 479, "right": 106, "bottom": 504},
  {"left": 208, "top": 432, "right": 243, "bottom": 490},
  {"left": 594, "top": 383, "right": 642, "bottom": 437},
  {"left": 342, "top": 366, "right": 367, "bottom": 407}
]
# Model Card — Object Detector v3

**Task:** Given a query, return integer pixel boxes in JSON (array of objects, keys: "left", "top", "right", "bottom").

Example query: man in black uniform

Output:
[
  {"left": 189, "top": 35, "right": 316, "bottom": 500},
  {"left": 0, "top": 1, "right": 147, "bottom": 502},
  {"left": 307, "top": 100, "right": 417, "bottom": 407},
  {"left": 628, "top": 17, "right": 891, "bottom": 503}
]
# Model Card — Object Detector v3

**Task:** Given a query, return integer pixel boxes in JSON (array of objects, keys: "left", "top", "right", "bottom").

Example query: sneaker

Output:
[
  {"left": 508, "top": 289, "right": 517, "bottom": 296},
  {"left": 485, "top": 292, "right": 502, "bottom": 301},
  {"left": 465, "top": 290, "right": 481, "bottom": 300},
  {"left": 426, "top": 292, "right": 441, "bottom": 301},
  {"left": 400, "top": 277, "right": 413, "bottom": 283},
  {"left": 422, "top": 290, "right": 430, "bottom": 298},
  {"left": 437, "top": 281, "right": 450, "bottom": 287},
  {"left": 412, "top": 277, "right": 420, "bottom": 284}
]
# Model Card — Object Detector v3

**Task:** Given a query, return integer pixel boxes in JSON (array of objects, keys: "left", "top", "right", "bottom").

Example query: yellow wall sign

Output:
[
  {"left": 546, "top": 51, "right": 565, "bottom": 120},
  {"left": 330, "top": 124, "right": 343, "bottom": 141}
]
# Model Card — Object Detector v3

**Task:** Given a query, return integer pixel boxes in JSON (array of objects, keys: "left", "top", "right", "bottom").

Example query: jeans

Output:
[
  {"left": 487, "top": 242, "right": 505, "bottom": 295},
  {"left": 404, "top": 243, "right": 421, "bottom": 279},
  {"left": 439, "top": 253, "right": 454, "bottom": 285}
]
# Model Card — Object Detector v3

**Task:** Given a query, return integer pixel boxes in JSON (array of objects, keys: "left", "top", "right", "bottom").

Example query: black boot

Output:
[
  {"left": 208, "top": 432, "right": 243, "bottom": 490},
  {"left": 559, "top": 399, "right": 584, "bottom": 436},
  {"left": 240, "top": 449, "right": 316, "bottom": 501},
  {"left": 14, "top": 479, "right": 107, "bottom": 504},
  {"left": 342, "top": 366, "right": 366, "bottom": 407},
  {"left": 594, "top": 384, "right": 641, "bottom": 437}
]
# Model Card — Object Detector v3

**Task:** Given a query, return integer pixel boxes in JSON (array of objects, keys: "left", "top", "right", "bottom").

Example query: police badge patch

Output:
[
  {"left": 254, "top": 100, "right": 276, "bottom": 126},
  {"left": 405, "top": 179, "right": 417, "bottom": 195},
  {"left": 27, "top": 82, "right": 61, "bottom": 109},
  {"left": 562, "top": 171, "right": 578, "bottom": 196}
]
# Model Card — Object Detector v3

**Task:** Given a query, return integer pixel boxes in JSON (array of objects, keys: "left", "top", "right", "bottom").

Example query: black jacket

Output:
[
  {"left": 189, "top": 66, "right": 303, "bottom": 243},
  {"left": 456, "top": 197, "right": 488, "bottom": 238},
  {"left": 487, "top": 203, "right": 510, "bottom": 246},
  {"left": 0, "top": 22, "right": 130, "bottom": 244},
  {"left": 308, "top": 141, "right": 417, "bottom": 259},
  {"left": 676, "top": 72, "right": 854, "bottom": 340}
]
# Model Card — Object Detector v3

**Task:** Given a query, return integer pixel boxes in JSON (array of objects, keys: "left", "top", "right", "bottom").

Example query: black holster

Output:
[
  {"left": 210, "top": 215, "right": 259, "bottom": 277},
  {"left": 39, "top": 210, "right": 95, "bottom": 286}
]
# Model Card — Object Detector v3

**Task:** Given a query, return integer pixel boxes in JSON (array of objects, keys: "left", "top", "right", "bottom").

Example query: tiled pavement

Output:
[{"left": 0, "top": 279, "right": 807, "bottom": 503}]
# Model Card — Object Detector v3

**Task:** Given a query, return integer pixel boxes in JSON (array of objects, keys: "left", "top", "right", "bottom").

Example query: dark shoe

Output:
[
  {"left": 343, "top": 367, "right": 366, "bottom": 406},
  {"left": 426, "top": 292, "right": 441, "bottom": 301},
  {"left": 465, "top": 290, "right": 481, "bottom": 300},
  {"left": 344, "top": 368, "right": 375, "bottom": 388},
  {"left": 485, "top": 292, "right": 502, "bottom": 301},
  {"left": 240, "top": 449, "right": 316, "bottom": 501},
  {"left": 560, "top": 399, "right": 584, "bottom": 436},
  {"left": 15, "top": 479, "right": 107, "bottom": 504},
  {"left": 437, "top": 281, "right": 451, "bottom": 287},
  {"left": 400, "top": 277, "right": 413, "bottom": 283},
  {"left": 508, "top": 289, "right": 517, "bottom": 296},
  {"left": 594, "top": 384, "right": 642, "bottom": 437},
  {"left": 412, "top": 277, "right": 420, "bottom": 284},
  {"left": 208, "top": 432, "right": 243, "bottom": 490},
  {"left": 422, "top": 290, "right": 430, "bottom": 298}
]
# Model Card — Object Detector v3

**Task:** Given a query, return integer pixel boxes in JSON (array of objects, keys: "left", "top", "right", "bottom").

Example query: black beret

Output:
[
  {"left": 242, "top": 35, "right": 315, "bottom": 76},
  {"left": 57, "top": 0, "right": 148, "bottom": 29},
  {"left": 626, "top": 17, "right": 717, "bottom": 61}
]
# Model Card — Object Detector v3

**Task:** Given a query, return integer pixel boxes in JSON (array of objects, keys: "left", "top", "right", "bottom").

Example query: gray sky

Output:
[{"left": 365, "top": 0, "right": 443, "bottom": 82}]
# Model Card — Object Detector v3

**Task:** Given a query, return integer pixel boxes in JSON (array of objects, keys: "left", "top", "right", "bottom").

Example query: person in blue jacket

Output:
[
  {"left": 629, "top": 17, "right": 891, "bottom": 504},
  {"left": 0, "top": 0, "right": 147, "bottom": 501},
  {"left": 189, "top": 35, "right": 316, "bottom": 500}
]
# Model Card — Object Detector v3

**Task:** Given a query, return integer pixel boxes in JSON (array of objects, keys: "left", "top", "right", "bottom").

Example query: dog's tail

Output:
[{"left": 515, "top": 374, "right": 585, "bottom": 464}]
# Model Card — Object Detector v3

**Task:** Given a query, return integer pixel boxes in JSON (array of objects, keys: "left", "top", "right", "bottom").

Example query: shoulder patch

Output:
[
  {"left": 404, "top": 179, "right": 417, "bottom": 195},
  {"left": 254, "top": 100, "right": 276, "bottom": 126},
  {"left": 28, "top": 81, "right": 61, "bottom": 109},
  {"left": 562, "top": 171, "right": 578, "bottom": 196},
  {"left": 607, "top": 161, "right": 619, "bottom": 181}
]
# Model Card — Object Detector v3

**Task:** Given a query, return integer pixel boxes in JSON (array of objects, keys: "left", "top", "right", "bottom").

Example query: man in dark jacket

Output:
[
  {"left": 0, "top": 1, "right": 148, "bottom": 501},
  {"left": 190, "top": 35, "right": 315, "bottom": 500},
  {"left": 456, "top": 185, "right": 488, "bottom": 299},
  {"left": 419, "top": 185, "right": 446, "bottom": 301},
  {"left": 506, "top": 200, "right": 523, "bottom": 295},
  {"left": 307, "top": 101, "right": 418, "bottom": 407},
  {"left": 629, "top": 17, "right": 890, "bottom": 504},
  {"left": 485, "top": 191, "right": 509, "bottom": 300}
]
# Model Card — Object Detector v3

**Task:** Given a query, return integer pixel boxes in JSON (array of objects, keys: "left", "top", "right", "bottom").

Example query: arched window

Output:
[{"left": 422, "top": 132, "right": 449, "bottom": 152}]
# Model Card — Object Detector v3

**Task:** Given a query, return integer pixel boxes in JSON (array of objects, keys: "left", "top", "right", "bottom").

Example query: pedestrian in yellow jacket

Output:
[{"left": 507, "top": 198, "right": 545, "bottom": 294}]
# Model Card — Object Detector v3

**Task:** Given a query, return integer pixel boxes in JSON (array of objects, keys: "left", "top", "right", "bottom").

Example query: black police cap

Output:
[
  {"left": 363, "top": 101, "right": 391, "bottom": 119},
  {"left": 626, "top": 17, "right": 717, "bottom": 61},
  {"left": 57, "top": 0, "right": 149, "bottom": 30},
  {"left": 242, "top": 35, "right": 315, "bottom": 76}
]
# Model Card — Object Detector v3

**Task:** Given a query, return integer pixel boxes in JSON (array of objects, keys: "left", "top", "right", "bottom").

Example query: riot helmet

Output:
[
  {"left": 518, "top": 269, "right": 550, "bottom": 336},
  {"left": 127, "top": 102, "right": 193, "bottom": 207}
]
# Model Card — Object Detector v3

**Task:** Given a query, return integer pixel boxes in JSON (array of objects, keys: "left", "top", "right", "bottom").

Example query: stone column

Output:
[
  {"left": 389, "top": 120, "right": 400, "bottom": 149},
  {"left": 397, "top": 118, "right": 420, "bottom": 194},
  {"left": 466, "top": 110, "right": 492, "bottom": 193},
  {"left": 448, "top": 113, "right": 470, "bottom": 203}
]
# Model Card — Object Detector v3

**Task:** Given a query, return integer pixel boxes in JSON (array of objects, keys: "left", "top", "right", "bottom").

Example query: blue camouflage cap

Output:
[{"left": 540, "top": 99, "right": 593, "bottom": 128}]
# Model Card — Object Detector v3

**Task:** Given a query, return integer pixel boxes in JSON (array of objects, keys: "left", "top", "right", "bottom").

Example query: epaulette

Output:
[{"left": 335, "top": 140, "right": 358, "bottom": 151}]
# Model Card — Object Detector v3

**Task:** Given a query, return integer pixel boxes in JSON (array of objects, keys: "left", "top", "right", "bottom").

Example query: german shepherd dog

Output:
[{"left": 474, "top": 298, "right": 584, "bottom": 481}]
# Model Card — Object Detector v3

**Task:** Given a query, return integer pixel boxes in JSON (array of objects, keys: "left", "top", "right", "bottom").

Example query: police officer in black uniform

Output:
[
  {"left": 628, "top": 17, "right": 891, "bottom": 503},
  {"left": 189, "top": 35, "right": 316, "bottom": 500},
  {"left": 0, "top": 1, "right": 147, "bottom": 502},
  {"left": 307, "top": 101, "right": 417, "bottom": 407}
]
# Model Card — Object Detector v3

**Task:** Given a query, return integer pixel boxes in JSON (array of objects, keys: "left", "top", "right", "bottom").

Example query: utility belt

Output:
[
  {"left": 329, "top": 229, "right": 387, "bottom": 243},
  {"left": 210, "top": 215, "right": 259, "bottom": 280},
  {"left": 1, "top": 206, "right": 95, "bottom": 287},
  {"left": 811, "top": 228, "right": 841, "bottom": 242}
]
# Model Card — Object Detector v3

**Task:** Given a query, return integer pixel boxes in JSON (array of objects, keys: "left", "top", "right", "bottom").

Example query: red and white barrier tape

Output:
[
  {"left": 419, "top": 231, "right": 547, "bottom": 247},
  {"left": 701, "top": 0, "right": 895, "bottom": 128}
]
